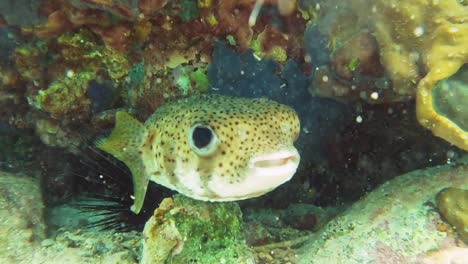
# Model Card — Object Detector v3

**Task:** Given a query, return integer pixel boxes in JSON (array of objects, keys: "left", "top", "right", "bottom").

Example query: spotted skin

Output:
[{"left": 97, "top": 94, "right": 300, "bottom": 213}]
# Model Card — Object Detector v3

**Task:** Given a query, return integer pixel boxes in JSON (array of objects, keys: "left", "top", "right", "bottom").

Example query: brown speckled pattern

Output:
[{"left": 143, "top": 94, "right": 300, "bottom": 196}]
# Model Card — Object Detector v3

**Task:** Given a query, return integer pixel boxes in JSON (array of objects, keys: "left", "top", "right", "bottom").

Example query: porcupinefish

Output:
[{"left": 97, "top": 94, "right": 300, "bottom": 214}]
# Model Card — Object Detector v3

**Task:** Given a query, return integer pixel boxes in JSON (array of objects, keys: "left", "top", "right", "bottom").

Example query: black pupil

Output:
[{"left": 192, "top": 126, "right": 213, "bottom": 148}]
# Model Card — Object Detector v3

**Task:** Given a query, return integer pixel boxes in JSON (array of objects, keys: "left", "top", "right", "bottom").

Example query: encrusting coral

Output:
[
  {"left": 354, "top": 0, "right": 468, "bottom": 150},
  {"left": 436, "top": 187, "right": 468, "bottom": 244},
  {"left": 310, "top": 0, "right": 468, "bottom": 150}
]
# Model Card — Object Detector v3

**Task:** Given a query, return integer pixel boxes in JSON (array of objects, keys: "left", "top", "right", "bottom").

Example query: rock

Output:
[
  {"left": 41, "top": 238, "right": 55, "bottom": 247},
  {"left": 0, "top": 171, "right": 140, "bottom": 263},
  {"left": 0, "top": 172, "right": 46, "bottom": 263},
  {"left": 296, "top": 164, "right": 468, "bottom": 263},
  {"left": 141, "top": 195, "right": 255, "bottom": 264}
]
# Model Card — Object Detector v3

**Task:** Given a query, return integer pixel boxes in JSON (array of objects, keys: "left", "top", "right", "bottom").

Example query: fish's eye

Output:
[
  {"left": 188, "top": 124, "right": 219, "bottom": 156},
  {"left": 193, "top": 126, "right": 212, "bottom": 148}
]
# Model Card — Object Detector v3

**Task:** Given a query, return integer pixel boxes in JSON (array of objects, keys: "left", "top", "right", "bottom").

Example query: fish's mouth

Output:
[
  {"left": 251, "top": 148, "right": 300, "bottom": 178},
  {"left": 253, "top": 150, "right": 299, "bottom": 169},
  {"left": 203, "top": 148, "right": 301, "bottom": 201}
]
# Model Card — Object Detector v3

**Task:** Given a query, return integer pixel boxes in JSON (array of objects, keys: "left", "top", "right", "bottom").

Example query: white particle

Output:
[
  {"left": 322, "top": 75, "right": 329, "bottom": 82},
  {"left": 248, "top": 0, "right": 264, "bottom": 26},
  {"left": 99, "top": 174, "right": 104, "bottom": 179},
  {"left": 356, "top": 115, "right": 363, "bottom": 123},
  {"left": 387, "top": 107, "right": 394, "bottom": 114},
  {"left": 66, "top": 69, "right": 75, "bottom": 78},
  {"left": 449, "top": 27, "right": 459, "bottom": 33},
  {"left": 370, "top": 92, "right": 379, "bottom": 100},
  {"left": 240, "top": 70, "right": 245, "bottom": 75},
  {"left": 446, "top": 150, "right": 455, "bottom": 159},
  {"left": 413, "top": 27, "right": 424, "bottom": 37}
]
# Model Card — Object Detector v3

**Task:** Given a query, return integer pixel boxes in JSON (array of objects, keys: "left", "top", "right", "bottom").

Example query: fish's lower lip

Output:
[{"left": 252, "top": 149, "right": 299, "bottom": 169}]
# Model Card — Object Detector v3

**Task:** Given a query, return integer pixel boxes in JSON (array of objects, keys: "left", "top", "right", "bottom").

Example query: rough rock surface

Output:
[
  {"left": 0, "top": 171, "right": 141, "bottom": 264},
  {"left": 0, "top": 172, "right": 46, "bottom": 263},
  {"left": 296, "top": 163, "right": 468, "bottom": 263}
]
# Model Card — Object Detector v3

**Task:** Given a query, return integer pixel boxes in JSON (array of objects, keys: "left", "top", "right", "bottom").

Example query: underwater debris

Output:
[{"left": 97, "top": 94, "right": 300, "bottom": 213}]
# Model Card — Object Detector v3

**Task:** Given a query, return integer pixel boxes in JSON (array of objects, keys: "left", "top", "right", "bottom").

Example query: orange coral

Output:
[
  {"left": 214, "top": 0, "right": 255, "bottom": 50},
  {"left": 34, "top": 10, "right": 73, "bottom": 38},
  {"left": 90, "top": 24, "right": 132, "bottom": 52},
  {"left": 33, "top": 0, "right": 135, "bottom": 52}
]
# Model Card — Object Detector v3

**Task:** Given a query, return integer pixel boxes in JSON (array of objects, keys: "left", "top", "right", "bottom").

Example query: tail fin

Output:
[{"left": 96, "top": 111, "right": 149, "bottom": 214}]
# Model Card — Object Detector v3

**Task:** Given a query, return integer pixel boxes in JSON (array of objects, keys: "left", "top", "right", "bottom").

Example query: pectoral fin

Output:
[{"left": 96, "top": 111, "right": 149, "bottom": 214}]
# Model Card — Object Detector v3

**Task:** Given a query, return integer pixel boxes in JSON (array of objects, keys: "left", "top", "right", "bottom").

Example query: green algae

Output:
[
  {"left": 142, "top": 195, "right": 254, "bottom": 263},
  {"left": 166, "top": 195, "right": 253, "bottom": 263},
  {"left": 57, "top": 30, "right": 129, "bottom": 80},
  {"left": 173, "top": 66, "right": 209, "bottom": 95},
  {"left": 34, "top": 71, "right": 94, "bottom": 118}
]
